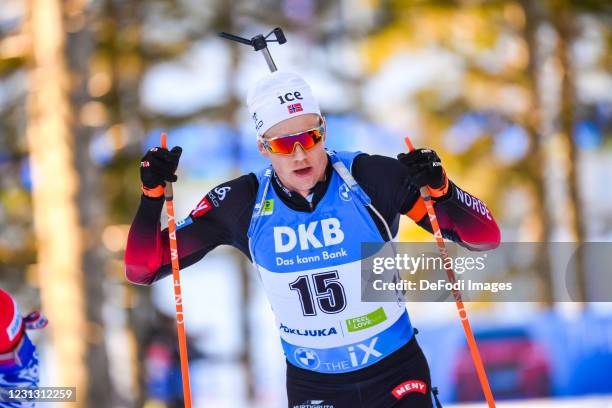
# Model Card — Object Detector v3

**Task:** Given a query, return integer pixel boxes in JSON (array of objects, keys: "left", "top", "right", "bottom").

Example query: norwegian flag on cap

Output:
[{"left": 287, "top": 103, "right": 303, "bottom": 114}]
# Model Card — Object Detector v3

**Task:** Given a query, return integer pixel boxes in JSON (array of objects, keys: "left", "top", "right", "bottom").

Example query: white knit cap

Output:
[{"left": 246, "top": 71, "right": 321, "bottom": 137}]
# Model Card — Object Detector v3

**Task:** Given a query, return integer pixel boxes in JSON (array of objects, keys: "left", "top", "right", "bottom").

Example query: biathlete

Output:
[
  {"left": 125, "top": 71, "right": 500, "bottom": 408},
  {"left": 0, "top": 288, "right": 48, "bottom": 407}
]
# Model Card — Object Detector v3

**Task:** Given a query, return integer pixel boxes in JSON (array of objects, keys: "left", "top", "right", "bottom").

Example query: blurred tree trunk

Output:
[
  {"left": 518, "top": 0, "right": 554, "bottom": 304},
  {"left": 100, "top": 0, "right": 149, "bottom": 405},
  {"left": 551, "top": 0, "right": 587, "bottom": 303},
  {"left": 26, "top": 0, "right": 88, "bottom": 402},
  {"left": 26, "top": 0, "right": 113, "bottom": 406},
  {"left": 67, "top": 3, "right": 115, "bottom": 406}
]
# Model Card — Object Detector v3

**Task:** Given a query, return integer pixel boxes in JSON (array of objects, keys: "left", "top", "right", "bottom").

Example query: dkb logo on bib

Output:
[{"left": 273, "top": 218, "right": 344, "bottom": 253}]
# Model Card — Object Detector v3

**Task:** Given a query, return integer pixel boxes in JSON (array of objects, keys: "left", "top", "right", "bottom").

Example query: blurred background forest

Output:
[{"left": 0, "top": 0, "right": 611, "bottom": 407}]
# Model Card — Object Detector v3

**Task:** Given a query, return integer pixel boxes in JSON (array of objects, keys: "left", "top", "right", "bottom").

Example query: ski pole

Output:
[
  {"left": 404, "top": 136, "right": 496, "bottom": 408},
  {"left": 161, "top": 131, "right": 193, "bottom": 408}
]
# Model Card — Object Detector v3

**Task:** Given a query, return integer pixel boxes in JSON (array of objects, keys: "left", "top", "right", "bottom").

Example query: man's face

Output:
[{"left": 258, "top": 114, "right": 327, "bottom": 196}]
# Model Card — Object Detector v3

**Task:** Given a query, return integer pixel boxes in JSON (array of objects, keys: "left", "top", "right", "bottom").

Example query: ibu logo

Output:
[{"left": 273, "top": 218, "right": 344, "bottom": 253}]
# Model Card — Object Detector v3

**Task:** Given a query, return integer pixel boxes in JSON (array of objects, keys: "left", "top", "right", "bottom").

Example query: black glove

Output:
[
  {"left": 397, "top": 148, "right": 446, "bottom": 189},
  {"left": 140, "top": 146, "right": 182, "bottom": 197}
]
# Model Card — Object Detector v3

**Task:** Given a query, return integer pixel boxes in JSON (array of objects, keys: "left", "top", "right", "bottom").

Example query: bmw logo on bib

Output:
[{"left": 294, "top": 347, "right": 320, "bottom": 369}]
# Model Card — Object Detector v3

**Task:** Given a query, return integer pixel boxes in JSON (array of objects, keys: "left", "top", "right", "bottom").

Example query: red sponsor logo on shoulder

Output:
[
  {"left": 392, "top": 380, "right": 427, "bottom": 399},
  {"left": 191, "top": 196, "right": 212, "bottom": 218}
]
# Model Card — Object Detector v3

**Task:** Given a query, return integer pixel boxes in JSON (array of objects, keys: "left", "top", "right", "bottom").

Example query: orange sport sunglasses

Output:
[{"left": 259, "top": 120, "right": 325, "bottom": 155}]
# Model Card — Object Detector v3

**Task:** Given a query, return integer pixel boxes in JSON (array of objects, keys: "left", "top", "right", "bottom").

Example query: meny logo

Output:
[{"left": 392, "top": 380, "right": 427, "bottom": 399}]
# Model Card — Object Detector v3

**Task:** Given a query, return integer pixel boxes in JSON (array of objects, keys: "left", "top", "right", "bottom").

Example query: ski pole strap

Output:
[
  {"left": 426, "top": 173, "right": 449, "bottom": 198},
  {"left": 141, "top": 183, "right": 164, "bottom": 198}
]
